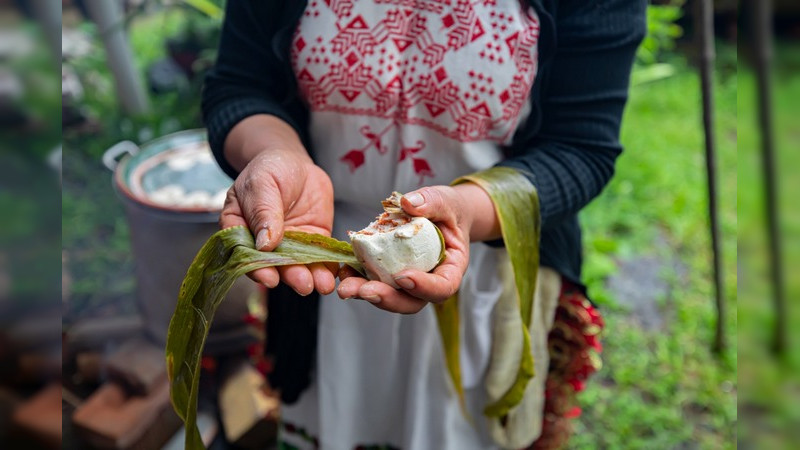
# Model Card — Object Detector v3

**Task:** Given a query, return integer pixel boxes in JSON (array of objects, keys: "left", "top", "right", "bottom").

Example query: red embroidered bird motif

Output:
[
  {"left": 398, "top": 140, "right": 425, "bottom": 162},
  {"left": 412, "top": 157, "right": 435, "bottom": 185},
  {"left": 340, "top": 149, "right": 366, "bottom": 172}
]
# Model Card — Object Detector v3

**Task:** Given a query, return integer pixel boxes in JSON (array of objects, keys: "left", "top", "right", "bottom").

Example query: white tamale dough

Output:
[{"left": 349, "top": 214, "right": 442, "bottom": 288}]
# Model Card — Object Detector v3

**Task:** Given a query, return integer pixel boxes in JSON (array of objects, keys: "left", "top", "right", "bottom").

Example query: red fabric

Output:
[{"left": 528, "top": 282, "right": 604, "bottom": 450}]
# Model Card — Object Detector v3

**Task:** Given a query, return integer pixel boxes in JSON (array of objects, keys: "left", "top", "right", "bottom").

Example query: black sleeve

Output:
[
  {"left": 499, "top": 0, "right": 647, "bottom": 230},
  {"left": 201, "top": 0, "right": 307, "bottom": 179}
]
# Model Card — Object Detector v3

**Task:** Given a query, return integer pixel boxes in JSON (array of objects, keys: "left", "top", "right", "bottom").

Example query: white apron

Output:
[{"left": 282, "top": 2, "right": 553, "bottom": 448}]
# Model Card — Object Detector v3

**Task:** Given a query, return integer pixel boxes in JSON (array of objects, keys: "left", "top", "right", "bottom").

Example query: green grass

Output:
[
  {"left": 737, "top": 48, "right": 800, "bottom": 448},
  {"left": 570, "top": 60, "right": 737, "bottom": 449}
]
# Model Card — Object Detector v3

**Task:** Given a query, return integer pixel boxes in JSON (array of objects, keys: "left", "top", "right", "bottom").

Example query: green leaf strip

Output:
[
  {"left": 166, "top": 227, "right": 362, "bottom": 450},
  {"left": 433, "top": 295, "right": 464, "bottom": 411},
  {"left": 453, "top": 167, "right": 541, "bottom": 418}
]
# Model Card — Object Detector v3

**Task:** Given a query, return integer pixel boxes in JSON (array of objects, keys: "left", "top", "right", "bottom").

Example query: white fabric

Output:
[
  {"left": 486, "top": 262, "right": 562, "bottom": 448},
  {"left": 282, "top": 1, "right": 547, "bottom": 448}
]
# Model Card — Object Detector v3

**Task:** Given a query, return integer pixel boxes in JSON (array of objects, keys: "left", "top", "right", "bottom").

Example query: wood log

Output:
[
  {"left": 104, "top": 338, "right": 166, "bottom": 396},
  {"left": 11, "top": 383, "right": 61, "bottom": 448},
  {"left": 72, "top": 380, "right": 181, "bottom": 450}
]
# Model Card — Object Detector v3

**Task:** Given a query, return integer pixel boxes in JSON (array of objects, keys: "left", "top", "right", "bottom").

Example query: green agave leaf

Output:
[
  {"left": 166, "top": 227, "right": 362, "bottom": 450},
  {"left": 433, "top": 295, "right": 463, "bottom": 410},
  {"left": 452, "top": 167, "right": 541, "bottom": 419}
]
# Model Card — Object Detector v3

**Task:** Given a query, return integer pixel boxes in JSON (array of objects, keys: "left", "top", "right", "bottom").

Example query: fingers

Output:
[
  {"left": 393, "top": 262, "right": 463, "bottom": 303},
  {"left": 401, "top": 187, "right": 460, "bottom": 224},
  {"left": 236, "top": 174, "right": 286, "bottom": 251},
  {"left": 278, "top": 265, "right": 314, "bottom": 296},
  {"left": 219, "top": 188, "right": 248, "bottom": 229},
  {"left": 273, "top": 263, "right": 336, "bottom": 296},
  {"left": 222, "top": 188, "right": 284, "bottom": 289},
  {"left": 220, "top": 178, "right": 285, "bottom": 251},
  {"left": 246, "top": 267, "right": 280, "bottom": 288},
  {"left": 246, "top": 263, "right": 335, "bottom": 296},
  {"left": 337, "top": 278, "right": 428, "bottom": 314},
  {"left": 222, "top": 161, "right": 339, "bottom": 295},
  {"left": 369, "top": 285, "right": 428, "bottom": 314},
  {"left": 338, "top": 265, "right": 360, "bottom": 281},
  {"left": 336, "top": 275, "right": 367, "bottom": 300},
  {"left": 337, "top": 257, "right": 464, "bottom": 311},
  {"left": 309, "top": 262, "right": 336, "bottom": 295}
]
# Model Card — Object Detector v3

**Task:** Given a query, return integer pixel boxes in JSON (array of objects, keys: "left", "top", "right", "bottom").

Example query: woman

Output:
[{"left": 203, "top": 1, "right": 645, "bottom": 448}]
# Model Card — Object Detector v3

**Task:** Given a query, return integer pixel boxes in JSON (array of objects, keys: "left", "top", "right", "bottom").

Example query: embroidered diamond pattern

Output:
[{"left": 292, "top": 0, "right": 540, "bottom": 181}]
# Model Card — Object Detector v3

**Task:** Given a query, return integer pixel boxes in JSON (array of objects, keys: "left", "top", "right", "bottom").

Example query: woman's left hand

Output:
[{"left": 337, "top": 184, "right": 497, "bottom": 314}]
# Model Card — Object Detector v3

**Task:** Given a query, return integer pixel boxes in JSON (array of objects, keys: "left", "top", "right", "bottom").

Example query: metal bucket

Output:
[{"left": 104, "top": 129, "right": 257, "bottom": 353}]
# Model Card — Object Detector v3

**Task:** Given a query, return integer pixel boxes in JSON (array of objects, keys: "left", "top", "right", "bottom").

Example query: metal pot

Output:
[{"left": 104, "top": 129, "right": 258, "bottom": 353}]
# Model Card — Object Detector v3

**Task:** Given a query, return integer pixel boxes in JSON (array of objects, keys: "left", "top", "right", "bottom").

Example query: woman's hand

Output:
[
  {"left": 336, "top": 183, "right": 499, "bottom": 314},
  {"left": 219, "top": 116, "right": 337, "bottom": 296}
]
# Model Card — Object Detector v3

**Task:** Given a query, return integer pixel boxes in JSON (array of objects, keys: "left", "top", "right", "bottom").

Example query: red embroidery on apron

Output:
[
  {"left": 340, "top": 121, "right": 435, "bottom": 184},
  {"left": 293, "top": 0, "right": 539, "bottom": 184}
]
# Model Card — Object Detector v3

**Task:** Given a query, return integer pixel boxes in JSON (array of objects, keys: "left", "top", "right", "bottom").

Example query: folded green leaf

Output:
[
  {"left": 433, "top": 295, "right": 464, "bottom": 412},
  {"left": 166, "top": 227, "right": 362, "bottom": 450},
  {"left": 452, "top": 167, "right": 541, "bottom": 419}
]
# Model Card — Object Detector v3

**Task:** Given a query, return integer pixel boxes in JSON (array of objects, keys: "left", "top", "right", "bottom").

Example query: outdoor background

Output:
[
  {"left": 3, "top": 0, "right": 797, "bottom": 448},
  {"left": 60, "top": 1, "right": 739, "bottom": 448}
]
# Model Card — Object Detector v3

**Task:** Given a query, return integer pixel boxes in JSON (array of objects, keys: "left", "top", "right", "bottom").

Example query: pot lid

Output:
[{"left": 119, "top": 130, "right": 232, "bottom": 213}]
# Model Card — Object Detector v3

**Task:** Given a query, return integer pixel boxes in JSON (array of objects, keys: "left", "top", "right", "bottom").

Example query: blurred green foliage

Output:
[
  {"left": 637, "top": 0, "right": 685, "bottom": 66},
  {"left": 62, "top": 9, "right": 215, "bottom": 320},
  {"left": 0, "top": 23, "right": 61, "bottom": 314},
  {"left": 630, "top": 1, "right": 686, "bottom": 86},
  {"left": 737, "top": 46, "right": 800, "bottom": 449},
  {"left": 574, "top": 55, "right": 737, "bottom": 448}
]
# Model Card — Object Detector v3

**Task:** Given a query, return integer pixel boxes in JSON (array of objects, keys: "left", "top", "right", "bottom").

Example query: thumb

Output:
[
  {"left": 240, "top": 189, "right": 286, "bottom": 251},
  {"left": 400, "top": 187, "right": 456, "bottom": 222}
]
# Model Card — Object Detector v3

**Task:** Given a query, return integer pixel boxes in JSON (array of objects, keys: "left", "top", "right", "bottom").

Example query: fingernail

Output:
[
  {"left": 394, "top": 276, "right": 415, "bottom": 290},
  {"left": 361, "top": 294, "right": 381, "bottom": 304},
  {"left": 255, "top": 227, "right": 269, "bottom": 250},
  {"left": 405, "top": 192, "right": 424, "bottom": 207}
]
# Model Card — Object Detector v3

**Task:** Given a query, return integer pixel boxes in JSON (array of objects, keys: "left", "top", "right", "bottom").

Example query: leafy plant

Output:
[
  {"left": 637, "top": 1, "right": 686, "bottom": 66},
  {"left": 631, "top": 1, "right": 686, "bottom": 86}
]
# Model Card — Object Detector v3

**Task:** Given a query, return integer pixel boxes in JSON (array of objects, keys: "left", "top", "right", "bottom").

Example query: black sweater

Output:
[{"left": 202, "top": 0, "right": 646, "bottom": 286}]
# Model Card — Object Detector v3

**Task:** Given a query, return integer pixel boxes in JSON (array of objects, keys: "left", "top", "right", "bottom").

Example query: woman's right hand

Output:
[{"left": 219, "top": 116, "right": 336, "bottom": 296}]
